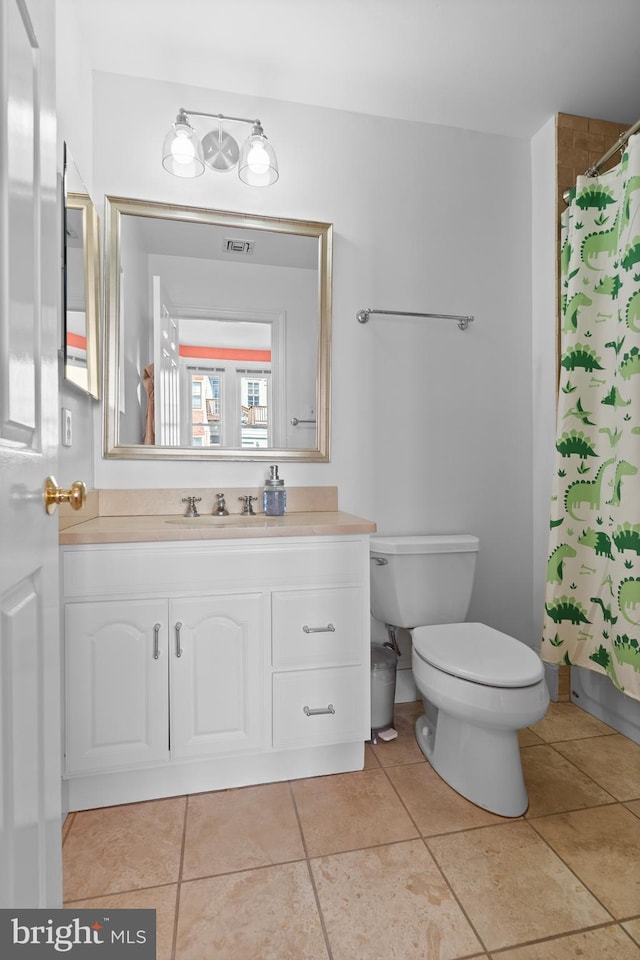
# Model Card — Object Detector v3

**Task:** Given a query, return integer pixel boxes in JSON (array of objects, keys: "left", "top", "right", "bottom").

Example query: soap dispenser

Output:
[{"left": 263, "top": 465, "right": 286, "bottom": 516}]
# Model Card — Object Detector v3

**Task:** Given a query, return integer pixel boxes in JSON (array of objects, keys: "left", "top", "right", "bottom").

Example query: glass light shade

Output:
[
  {"left": 238, "top": 127, "right": 279, "bottom": 186},
  {"left": 162, "top": 121, "right": 205, "bottom": 178}
]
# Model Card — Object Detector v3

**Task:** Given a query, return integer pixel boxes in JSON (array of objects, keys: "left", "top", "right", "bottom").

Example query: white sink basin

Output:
[{"left": 164, "top": 515, "right": 269, "bottom": 528}]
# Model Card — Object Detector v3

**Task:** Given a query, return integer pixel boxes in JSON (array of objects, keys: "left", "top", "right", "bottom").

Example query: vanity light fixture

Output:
[{"left": 162, "top": 108, "right": 279, "bottom": 186}]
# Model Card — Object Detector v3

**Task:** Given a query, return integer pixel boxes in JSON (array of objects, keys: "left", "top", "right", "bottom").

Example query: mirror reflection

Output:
[
  {"left": 104, "top": 198, "right": 332, "bottom": 461},
  {"left": 63, "top": 145, "right": 100, "bottom": 398}
]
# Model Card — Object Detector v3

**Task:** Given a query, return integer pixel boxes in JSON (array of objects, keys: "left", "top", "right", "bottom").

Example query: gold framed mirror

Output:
[
  {"left": 103, "top": 197, "right": 332, "bottom": 461},
  {"left": 63, "top": 144, "right": 101, "bottom": 398}
]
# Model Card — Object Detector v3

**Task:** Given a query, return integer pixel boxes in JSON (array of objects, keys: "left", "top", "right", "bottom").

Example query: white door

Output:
[
  {"left": 0, "top": 0, "right": 62, "bottom": 906},
  {"left": 152, "top": 275, "right": 180, "bottom": 444}
]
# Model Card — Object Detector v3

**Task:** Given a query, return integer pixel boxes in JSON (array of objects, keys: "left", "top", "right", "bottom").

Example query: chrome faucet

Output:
[
  {"left": 238, "top": 495, "right": 257, "bottom": 516},
  {"left": 213, "top": 493, "right": 229, "bottom": 516},
  {"left": 182, "top": 496, "right": 201, "bottom": 517}
]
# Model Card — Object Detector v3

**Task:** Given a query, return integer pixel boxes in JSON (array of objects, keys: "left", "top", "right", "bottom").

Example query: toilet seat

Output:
[{"left": 412, "top": 622, "right": 544, "bottom": 688}]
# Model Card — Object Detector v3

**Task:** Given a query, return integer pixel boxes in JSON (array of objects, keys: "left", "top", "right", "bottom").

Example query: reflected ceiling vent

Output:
[{"left": 224, "top": 238, "right": 255, "bottom": 254}]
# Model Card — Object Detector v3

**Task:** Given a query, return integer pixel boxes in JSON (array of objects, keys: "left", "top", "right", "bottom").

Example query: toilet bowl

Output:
[
  {"left": 369, "top": 534, "right": 550, "bottom": 817},
  {"left": 412, "top": 622, "right": 549, "bottom": 817}
]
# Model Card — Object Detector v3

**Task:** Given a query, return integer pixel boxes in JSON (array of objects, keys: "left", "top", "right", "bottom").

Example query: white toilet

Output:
[{"left": 370, "top": 534, "right": 549, "bottom": 817}]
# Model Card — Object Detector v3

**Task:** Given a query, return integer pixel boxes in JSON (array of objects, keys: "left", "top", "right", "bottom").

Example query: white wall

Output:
[
  {"left": 54, "top": 61, "right": 540, "bottom": 647},
  {"left": 531, "top": 118, "right": 559, "bottom": 664}
]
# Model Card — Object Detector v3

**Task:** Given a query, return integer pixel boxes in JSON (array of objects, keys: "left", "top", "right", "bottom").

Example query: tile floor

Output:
[{"left": 62, "top": 700, "right": 640, "bottom": 960}]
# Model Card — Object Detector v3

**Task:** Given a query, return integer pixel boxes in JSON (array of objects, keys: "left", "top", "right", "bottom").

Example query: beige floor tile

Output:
[
  {"left": 521, "top": 744, "right": 615, "bottom": 817},
  {"left": 291, "top": 769, "right": 419, "bottom": 857},
  {"left": 491, "top": 924, "right": 640, "bottom": 960},
  {"left": 182, "top": 782, "right": 305, "bottom": 880},
  {"left": 624, "top": 919, "right": 640, "bottom": 945},
  {"left": 63, "top": 797, "right": 185, "bottom": 901},
  {"left": 626, "top": 799, "right": 640, "bottom": 819},
  {"left": 531, "top": 804, "right": 640, "bottom": 918},
  {"left": 519, "top": 727, "right": 544, "bottom": 746},
  {"left": 62, "top": 812, "right": 75, "bottom": 845},
  {"left": 427, "top": 821, "right": 610, "bottom": 951},
  {"left": 529, "top": 702, "right": 616, "bottom": 743},
  {"left": 311, "top": 839, "right": 482, "bottom": 960},
  {"left": 370, "top": 703, "right": 427, "bottom": 767},
  {"left": 387, "top": 762, "right": 509, "bottom": 835},
  {"left": 64, "top": 884, "right": 178, "bottom": 960},
  {"left": 176, "top": 862, "right": 328, "bottom": 960},
  {"left": 364, "top": 742, "right": 380, "bottom": 767},
  {"left": 553, "top": 734, "right": 640, "bottom": 800},
  {"left": 395, "top": 700, "right": 425, "bottom": 723}
]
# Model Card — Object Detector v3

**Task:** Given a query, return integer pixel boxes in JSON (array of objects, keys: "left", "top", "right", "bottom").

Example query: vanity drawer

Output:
[
  {"left": 272, "top": 587, "right": 363, "bottom": 668},
  {"left": 272, "top": 666, "right": 365, "bottom": 748}
]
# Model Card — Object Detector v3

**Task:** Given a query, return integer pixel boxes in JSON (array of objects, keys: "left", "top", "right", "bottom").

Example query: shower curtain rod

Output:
[
  {"left": 584, "top": 117, "right": 640, "bottom": 177},
  {"left": 356, "top": 308, "right": 474, "bottom": 330},
  {"left": 563, "top": 117, "right": 640, "bottom": 202}
]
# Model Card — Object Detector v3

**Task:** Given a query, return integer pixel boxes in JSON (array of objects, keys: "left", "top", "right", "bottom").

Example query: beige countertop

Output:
[
  {"left": 59, "top": 510, "right": 376, "bottom": 545},
  {"left": 58, "top": 487, "right": 376, "bottom": 545}
]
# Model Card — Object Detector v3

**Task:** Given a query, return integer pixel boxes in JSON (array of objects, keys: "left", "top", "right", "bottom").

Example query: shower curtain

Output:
[{"left": 542, "top": 132, "right": 640, "bottom": 702}]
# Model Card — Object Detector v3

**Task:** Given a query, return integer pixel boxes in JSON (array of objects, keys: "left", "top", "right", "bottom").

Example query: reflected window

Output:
[{"left": 188, "top": 369, "right": 223, "bottom": 446}]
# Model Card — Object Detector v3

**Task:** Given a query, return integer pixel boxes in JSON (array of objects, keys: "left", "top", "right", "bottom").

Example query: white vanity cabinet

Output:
[
  {"left": 61, "top": 535, "right": 370, "bottom": 810},
  {"left": 64, "top": 593, "right": 263, "bottom": 776}
]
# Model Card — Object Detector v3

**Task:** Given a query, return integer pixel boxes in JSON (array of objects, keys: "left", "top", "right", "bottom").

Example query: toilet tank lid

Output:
[{"left": 370, "top": 534, "right": 479, "bottom": 555}]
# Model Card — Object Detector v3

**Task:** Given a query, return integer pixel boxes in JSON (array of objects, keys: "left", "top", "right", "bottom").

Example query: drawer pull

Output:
[
  {"left": 153, "top": 622, "right": 161, "bottom": 660},
  {"left": 303, "top": 704, "right": 336, "bottom": 717},
  {"left": 175, "top": 621, "right": 183, "bottom": 658},
  {"left": 302, "top": 623, "right": 335, "bottom": 634}
]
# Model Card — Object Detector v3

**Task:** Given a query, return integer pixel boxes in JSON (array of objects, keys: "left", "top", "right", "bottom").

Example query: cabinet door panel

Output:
[
  {"left": 65, "top": 600, "right": 169, "bottom": 774},
  {"left": 170, "top": 594, "right": 264, "bottom": 759}
]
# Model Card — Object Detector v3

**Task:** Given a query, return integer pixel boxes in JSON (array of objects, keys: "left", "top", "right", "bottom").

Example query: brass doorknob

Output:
[{"left": 44, "top": 476, "right": 87, "bottom": 515}]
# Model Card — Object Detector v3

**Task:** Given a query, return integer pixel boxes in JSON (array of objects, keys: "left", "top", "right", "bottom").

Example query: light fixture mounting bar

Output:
[{"left": 179, "top": 108, "right": 261, "bottom": 127}]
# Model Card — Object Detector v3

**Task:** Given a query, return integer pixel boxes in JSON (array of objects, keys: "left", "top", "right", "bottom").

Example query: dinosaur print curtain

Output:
[{"left": 542, "top": 132, "right": 640, "bottom": 701}]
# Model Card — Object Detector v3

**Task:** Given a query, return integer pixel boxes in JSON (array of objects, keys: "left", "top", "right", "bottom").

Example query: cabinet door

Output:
[
  {"left": 169, "top": 594, "right": 264, "bottom": 760},
  {"left": 65, "top": 600, "right": 169, "bottom": 774}
]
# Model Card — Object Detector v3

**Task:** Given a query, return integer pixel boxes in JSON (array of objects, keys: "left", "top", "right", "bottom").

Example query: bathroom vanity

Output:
[{"left": 59, "top": 492, "right": 375, "bottom": 810}]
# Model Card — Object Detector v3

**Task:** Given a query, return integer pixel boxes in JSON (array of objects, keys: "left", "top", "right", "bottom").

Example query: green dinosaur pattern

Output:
[
  {"left": 546, "top": 544, "right": 577, "bottom": 584},
  {"left": 543, "top": 133, "right": 640, "bottom": 703},
  {"left": 578, "top": 529, "right": 614, "bottom": 559},
  {"left": 618, "top": 579, "right": 640, "bottom": 626},
  {"left": 580, "top": 213, "right": 620, "bottom": 269},
  {"left": 564, "top": 458, "right": 614, "bottom": 519}
]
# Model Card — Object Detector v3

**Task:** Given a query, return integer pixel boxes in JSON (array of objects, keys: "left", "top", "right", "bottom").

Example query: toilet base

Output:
[{"left": 415, "top": 711, "right": 528, "bottom": 817}]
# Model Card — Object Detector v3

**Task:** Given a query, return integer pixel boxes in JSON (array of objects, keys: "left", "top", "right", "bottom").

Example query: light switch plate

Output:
[{"left": 62, "top": 408, "right": 72, "bottom": 446}]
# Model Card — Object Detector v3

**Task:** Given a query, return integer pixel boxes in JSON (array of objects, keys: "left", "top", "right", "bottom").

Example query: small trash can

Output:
[{"left": 370, "top": 643, "right": 398, "bottom": 739}]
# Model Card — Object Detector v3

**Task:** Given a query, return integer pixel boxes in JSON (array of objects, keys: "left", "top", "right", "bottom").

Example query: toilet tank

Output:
[{"left": 370, "top": 535, "right": 479, "bottom": 629}]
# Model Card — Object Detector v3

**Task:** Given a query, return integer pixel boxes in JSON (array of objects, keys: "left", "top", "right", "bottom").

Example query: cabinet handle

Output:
[
  {"left": 302, "top": 623, "right": 335, "bottom": 634},
  {"left": 303, "top": 704, "right": 336, "bottom": 716},
  {"left": 153, "top": 622, "right": 161, "bottom": 660},
  {"left": 175, "top": 621, "right": 183, "bottom": 658}
]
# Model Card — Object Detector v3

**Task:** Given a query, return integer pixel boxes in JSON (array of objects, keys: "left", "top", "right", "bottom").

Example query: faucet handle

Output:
[
  {"left": 238, "top": 495, "right": 257, "bottom": 516},
  {"left": 181, "top": 496, "right": 201, "bottom": 517}
]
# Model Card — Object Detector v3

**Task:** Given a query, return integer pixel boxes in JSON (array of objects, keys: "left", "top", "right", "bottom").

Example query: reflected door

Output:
[{"left": 153, "top": 275, "right": 180, "bottom": 444}]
